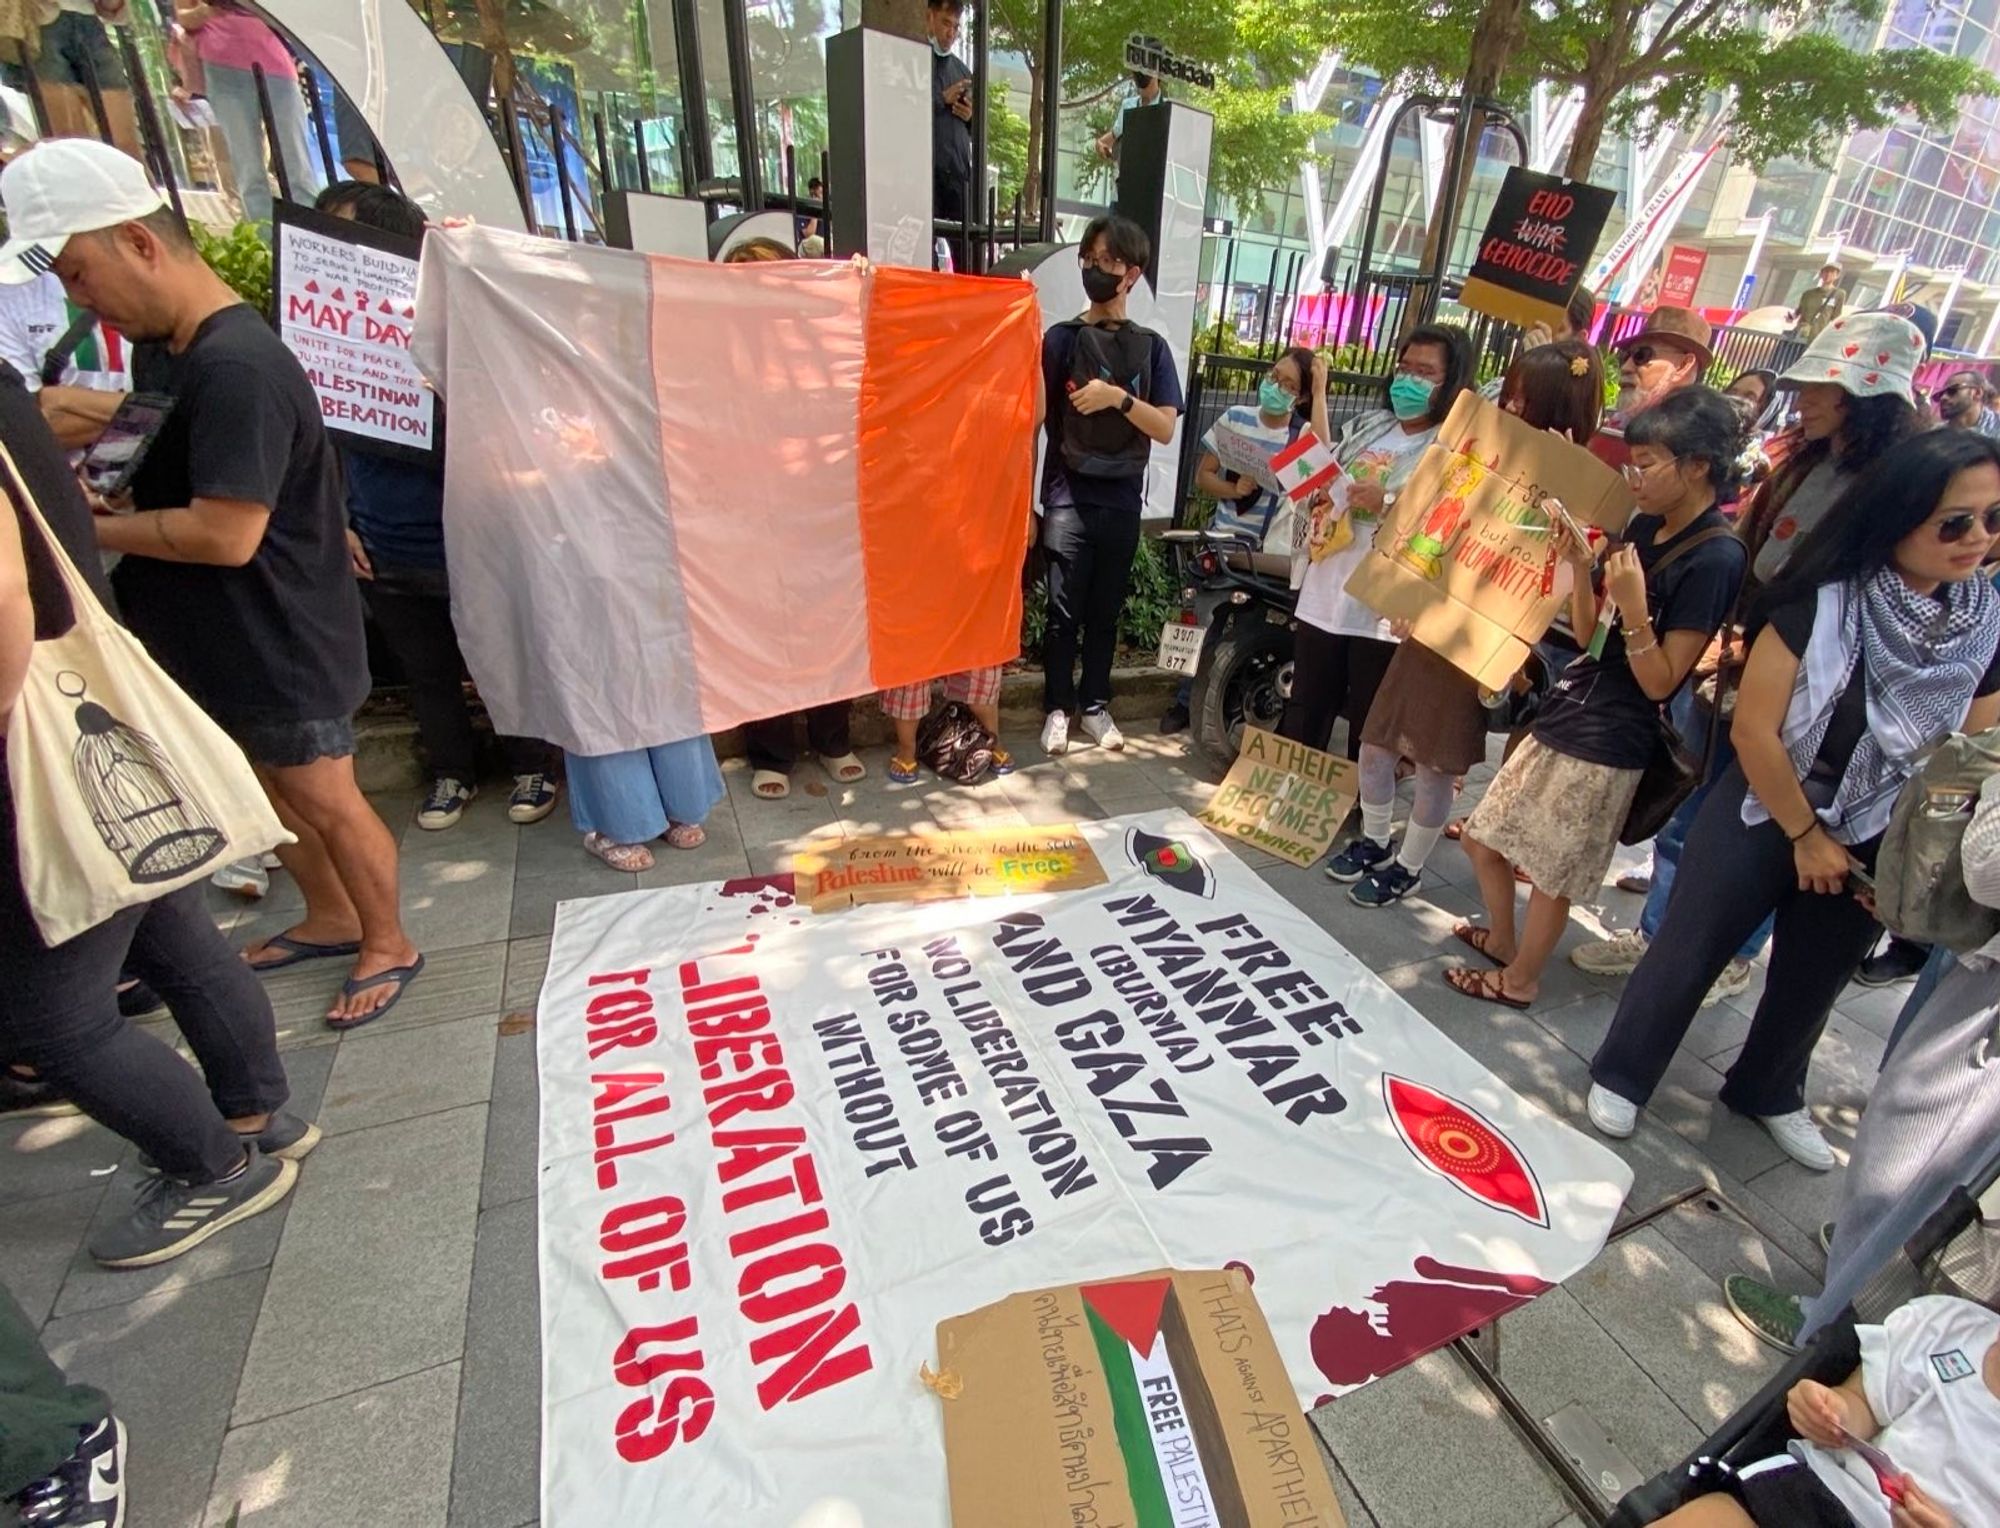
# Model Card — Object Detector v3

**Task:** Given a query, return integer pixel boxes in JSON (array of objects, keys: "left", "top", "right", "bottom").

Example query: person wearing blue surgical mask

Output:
[{"left": 1277, "top": 323, "right": 1475, "bottom": 760}]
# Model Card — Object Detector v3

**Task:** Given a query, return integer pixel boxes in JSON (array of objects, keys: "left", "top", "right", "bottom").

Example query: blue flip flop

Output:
[
  {"left": 244, "top": 933, "right": 363, "bottom": 972},
  {"left": 325, "top": 954, "right": 426, "bottom": 1032}
]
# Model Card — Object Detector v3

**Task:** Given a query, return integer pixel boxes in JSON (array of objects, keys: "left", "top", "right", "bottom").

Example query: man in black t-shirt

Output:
[
  {"left": 0, "top": 140, "right": 420, "bottom": 1029},
  {"left": 928, "top": 0, "right": 973, "bottom": 268}
]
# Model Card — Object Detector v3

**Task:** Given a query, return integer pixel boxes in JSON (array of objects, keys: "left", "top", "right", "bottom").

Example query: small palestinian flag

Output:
[
  {"left": 1269, "top": 430, "right": 1341, "bottom": 504},
  {"left": 1082, "top": 1277, "right": 1223, "bottom": 1528}
]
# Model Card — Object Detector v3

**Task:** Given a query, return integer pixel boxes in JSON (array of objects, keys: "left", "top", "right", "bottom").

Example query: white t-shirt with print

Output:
[
  {"left": 1795, "top": 1296, "right": 2000, "bottom": 1528},
  {"left": 1293, "top": 410, "right": 1436, "bottom": 639},
  {"left": 0, "top": 273, "right": 129, "bottom": 393}
]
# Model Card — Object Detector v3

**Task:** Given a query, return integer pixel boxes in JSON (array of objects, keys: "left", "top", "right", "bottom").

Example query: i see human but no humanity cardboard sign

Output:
[{"left": 1199, "top": 729, "right": 1358, "bottom": 867}]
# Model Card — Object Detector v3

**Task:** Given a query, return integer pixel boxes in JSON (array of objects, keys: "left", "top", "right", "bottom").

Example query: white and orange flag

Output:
[{"left": 411, "top": 226, "right": 1041, "bottom": 756}]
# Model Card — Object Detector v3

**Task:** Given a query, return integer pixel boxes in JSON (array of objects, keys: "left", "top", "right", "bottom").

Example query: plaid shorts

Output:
[{"left": 880, "top": 667, "right": 1003, "bottom": 721}]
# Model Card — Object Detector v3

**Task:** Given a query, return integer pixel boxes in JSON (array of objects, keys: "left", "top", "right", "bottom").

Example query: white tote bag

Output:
[{"left": 3, "top": 440, "right": 290, "bottom": 945}]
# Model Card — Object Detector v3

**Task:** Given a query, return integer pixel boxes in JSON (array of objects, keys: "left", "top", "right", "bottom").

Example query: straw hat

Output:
[
  {"left": 1778, "top": 309, "right": 1923, "bottom": 403},
  {"left": 1616, "top": 305, "right": 1713, "bottom": 370}
]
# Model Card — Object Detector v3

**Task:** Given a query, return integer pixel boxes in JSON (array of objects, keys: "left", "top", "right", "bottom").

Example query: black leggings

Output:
[
  {"left": 1278, "top": 625, "right": 1394, "bottom": 761},
  {"left": 1590, "top": 763, "right": 1880, "bottom": 1115},
  {"left": 0, "top": 795, "right": 289, "bottom": 1181}
]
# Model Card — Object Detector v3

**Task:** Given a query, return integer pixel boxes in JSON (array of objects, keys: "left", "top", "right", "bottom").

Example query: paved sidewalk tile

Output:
[
  {"left": 1565, "top": 1226, "right": 1781, "bottom": 1431},
  {"left": 481, "top": 1027, "right": 540, "bottom": 1211},
  {"left": 1311, "top": 1347, "right": 1570, "bottom": 1528},
  {"left": 233, "top": 1105, "right": 485, "bottom": 1424},
  {"left": 43, "top": 1267, "right": 267, "bottom": 1528},
  {"left": 319, "top": 1013, "right": 499, "bottom": 1138},
  {"left": 1651, "top": 1189, "right": 1818, "bottom": 1296},
  {"left": 206, "top": 1361, "right": 460, "bottom": 1527},
  {"left": 448, "top": 1198, "right": 540, "bottom": 1528},
  {"left": 52, "top": 1044, "right": 337, "bottom": 1320},
  {"left": 502, "top": 936, "right": 552, "bottom": 1014},
  {"left": 0, "top": 1110, "right": 126, "bottom": 1209},
  {"left": 3, "top": 1186, "right": 100, "bottom": 1327},
  {"left": 398, "top": 825, "right": 521, "bottom": 953}
]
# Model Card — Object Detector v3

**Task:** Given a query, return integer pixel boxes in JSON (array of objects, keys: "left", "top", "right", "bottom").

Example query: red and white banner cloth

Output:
[{"left": 535, "top": 811, "right": 1631, "bottom": 1524}]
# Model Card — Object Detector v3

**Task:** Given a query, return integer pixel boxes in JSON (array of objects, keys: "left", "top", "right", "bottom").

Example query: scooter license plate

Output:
[{"left": 1156, "top": 620, "right": 1205, "bottom": 674}]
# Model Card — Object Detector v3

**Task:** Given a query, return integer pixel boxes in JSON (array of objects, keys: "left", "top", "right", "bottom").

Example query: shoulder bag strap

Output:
[
  {"left": 38, "top": 309, "right": 99, "bottom": 388},
  {"left": 0, "top": 438, "right": 116, "bottom": 639}
]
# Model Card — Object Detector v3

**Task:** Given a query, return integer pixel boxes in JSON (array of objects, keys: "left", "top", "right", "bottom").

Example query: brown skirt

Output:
[{"left": 1360, "top": 639, "right": 1489, "bottom": 775}]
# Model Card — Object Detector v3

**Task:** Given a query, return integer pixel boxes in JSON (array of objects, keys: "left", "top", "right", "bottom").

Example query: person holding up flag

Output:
[{"left": 1277, "top": 324, "right": 1475, "bottom": 761}]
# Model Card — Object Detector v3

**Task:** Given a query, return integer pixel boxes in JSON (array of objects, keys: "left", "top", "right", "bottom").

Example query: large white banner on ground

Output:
[{"left": 536, "top": 811, "right": 1632, "bottom": 1525}]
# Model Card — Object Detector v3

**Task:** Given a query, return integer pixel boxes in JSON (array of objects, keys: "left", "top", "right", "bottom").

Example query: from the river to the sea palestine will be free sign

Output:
[{"left": 1458, "top": 166, "right": 1616, "bottom": 333}]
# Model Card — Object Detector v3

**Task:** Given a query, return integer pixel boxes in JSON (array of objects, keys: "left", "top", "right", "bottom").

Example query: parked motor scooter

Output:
[{"left": 1154, "top": 528, "right": 1298, "bottom": 775}]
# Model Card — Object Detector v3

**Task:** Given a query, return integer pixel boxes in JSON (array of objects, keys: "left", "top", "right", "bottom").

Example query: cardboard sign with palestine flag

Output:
[
  {"left": 936, "top": 1267, "right": 1345, "bottom": 1527},
  {"left": 1458, "top": 166, "right": 1616, "bottom": 333}
]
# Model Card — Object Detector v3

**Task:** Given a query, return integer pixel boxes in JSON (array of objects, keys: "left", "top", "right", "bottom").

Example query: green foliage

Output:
[
  {"left": 987, "top": 0, "right": 1341, "bottom": 214},
  {"left": 1331, "top": 0, "right": 1995, "bottom": 179},
  {"left": 987, "top": 82, "right": 1032, "bottom": 215},
  {"left": 192, "top": 222, "right": 273, "bottom": 313}
]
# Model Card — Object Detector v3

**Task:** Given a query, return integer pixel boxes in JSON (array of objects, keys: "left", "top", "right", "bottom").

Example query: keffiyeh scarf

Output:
[{"left": 1744, "top": 569, "right": 2000, "bottom": 844}]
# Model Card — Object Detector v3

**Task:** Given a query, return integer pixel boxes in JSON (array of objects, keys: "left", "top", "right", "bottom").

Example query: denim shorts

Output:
[
  {"left": 229, "top": 715, "right": 358, "bottom": 769},
  {"left": 37, "top": 11, "right": 127, "bottom": 89}
]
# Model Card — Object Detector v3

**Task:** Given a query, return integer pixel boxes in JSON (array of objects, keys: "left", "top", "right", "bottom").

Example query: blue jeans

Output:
[{"left": 1640, "top": 690, "right": 1772, "bottom": 960}]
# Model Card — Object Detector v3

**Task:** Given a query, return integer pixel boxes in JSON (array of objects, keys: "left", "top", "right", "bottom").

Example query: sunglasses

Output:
[
  {"left": 1935, "top": 506, "right": 2000, "bottom": 543},
  {"left": 1625, "top": 345, "right": 1673, "bottom": 368}
]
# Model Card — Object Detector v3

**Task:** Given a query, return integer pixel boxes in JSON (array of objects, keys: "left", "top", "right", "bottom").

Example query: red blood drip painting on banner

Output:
[{"left": 1382, "top": 1074, "right": 1547, "bottom": 1227}]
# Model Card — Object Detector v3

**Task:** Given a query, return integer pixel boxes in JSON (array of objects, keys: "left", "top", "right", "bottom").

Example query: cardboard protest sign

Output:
[
  {"left": 1199, "top": 728, "right": 1358, "bottom": 867},
  {"left": 1345, "top": 392, "right": 1633, "bottom": 690},
  {"left": 936, "top": 1267, "right": 1346, "bottom": 1528},
  {"left": 1655, "top": 244, "right": 1709, "bottom": 310},
  {"left": 795, "top": 825, "right": 1107, "bottom": 912},
  {"left": 1207, "top": 415, "right": 1284, "bottom": 496},
  {"left": 1457, "top": 167, "right": 1616, "bottom": 333},
  {"left": 271, "top": 202, "right": 437, "bottom": 463}
]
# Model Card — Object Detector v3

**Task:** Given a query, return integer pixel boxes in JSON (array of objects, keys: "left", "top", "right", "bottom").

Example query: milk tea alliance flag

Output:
[{"left": 409, "top": 226, "right": 1041, "bottom": 756}]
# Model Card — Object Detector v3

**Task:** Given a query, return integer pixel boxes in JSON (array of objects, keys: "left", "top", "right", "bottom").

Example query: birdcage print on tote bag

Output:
[{"left": 2, "top": 441, "right": 288, "bottom": 944}]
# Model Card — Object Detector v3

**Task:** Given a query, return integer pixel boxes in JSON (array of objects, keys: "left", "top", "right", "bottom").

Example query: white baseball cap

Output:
[{"left": 0, "top": 139, "right": 165, "bottom": 285}]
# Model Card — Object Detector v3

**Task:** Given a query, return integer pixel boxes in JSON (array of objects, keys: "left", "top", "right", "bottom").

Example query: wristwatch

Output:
[{"left": 1118, "top": 392, "right": 1135, "bottom": 415}]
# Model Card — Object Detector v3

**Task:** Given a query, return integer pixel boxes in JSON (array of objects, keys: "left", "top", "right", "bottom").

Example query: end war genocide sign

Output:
[
  {"left": 271, "top": 201, "right": 438, "bottom": 464},
  {"left": 1457, "top": 166, "right": 1616, "bottom": 334}
]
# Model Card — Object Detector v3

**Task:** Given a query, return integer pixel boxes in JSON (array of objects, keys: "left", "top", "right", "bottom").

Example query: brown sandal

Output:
[
  {"left": 1452, "top": 924, "right": 1510, "bottom": 968},
  {"left": 1443, "top": 966, "right": 1533, "bottom": 1010}
]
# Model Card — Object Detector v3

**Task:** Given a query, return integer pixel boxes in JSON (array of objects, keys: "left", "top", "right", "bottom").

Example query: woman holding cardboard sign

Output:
[
  {"left": 1277, "top": 324, "right": 1475, "bottom": 761},
  {"left": 1331, "top": 340, "right": 1605, "bottom": 907},
  {"left": 1449, "top": 388, "right": 1748, "bottom": 1008}
]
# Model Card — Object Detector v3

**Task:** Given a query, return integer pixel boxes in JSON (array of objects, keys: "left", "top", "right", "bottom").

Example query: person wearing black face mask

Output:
[{"left": 1038, "top": 214, "right": 1183, "bottom": 759}]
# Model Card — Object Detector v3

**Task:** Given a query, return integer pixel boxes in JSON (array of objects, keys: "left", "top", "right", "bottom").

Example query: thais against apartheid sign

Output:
[
  {"left": 271, "top": 202, "right": 438, "bottom": 463},
  {"left": 535, "top": 811, "right": 1631, "bottom": 1525}
]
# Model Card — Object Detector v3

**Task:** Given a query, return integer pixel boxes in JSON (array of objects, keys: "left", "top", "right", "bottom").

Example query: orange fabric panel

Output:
[{"left": 857, "top": 267, "right": 1041, "bottom": 692}]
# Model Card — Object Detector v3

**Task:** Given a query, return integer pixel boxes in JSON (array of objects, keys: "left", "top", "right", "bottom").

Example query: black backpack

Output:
[
  {"left": 917, "top": 702, "right": 997, "bottom": 785},
  {"left": 1057, "top": 318, "right": 1156, "bottom": 480}
]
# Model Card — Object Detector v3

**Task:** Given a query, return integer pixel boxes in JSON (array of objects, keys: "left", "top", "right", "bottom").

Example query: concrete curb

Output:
[{"left": 355, "top": 666, "right": 1183, "bottom": 793}]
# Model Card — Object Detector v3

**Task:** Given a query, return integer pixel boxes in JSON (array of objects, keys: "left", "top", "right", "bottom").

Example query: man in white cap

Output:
[{"left": 0, "top": 139, "right": 423, "bottom": 1029}]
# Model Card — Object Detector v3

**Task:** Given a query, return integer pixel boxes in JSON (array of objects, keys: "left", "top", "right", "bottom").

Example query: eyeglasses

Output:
[
  {"left": 1934, "top": 506, "right": 2000, "bottom": 543},
  {"left": 1625, "top": 345, "right": 1675, "bottom": 369},
  {"left": 1937, "top": 384, "right": 1978, "bottom": 400},
  {"left": 1393, "top": 364, "right": 1443, "bottom": 384},
  {"left": 1079, "top": 254, "right": 1129, "bottom": 273},
  {"left": 1620, "top": 459, "right": 1670, "bottom": 488}
]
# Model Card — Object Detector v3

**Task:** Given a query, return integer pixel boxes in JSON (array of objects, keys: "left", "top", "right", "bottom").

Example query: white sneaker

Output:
[
  {"left": 1078, "top": 709, "right": 1125, "bottom": 751},
  {"left": 1756, "top": 1108, "right": 1836, "bottom": 1172},
  {"left": 1571, "top": 928, "right": 1650, "bottom": 975},
  {"left": 1586, "top": 1083, "right": 1639, "bottom": 1139},
  {"left": 1702, "top": 959, "right": 1753, "bottom": 1007},
  {"left": 1041, "top": 711, "right": 1070, "bottom": 757},
  {"left": 209, "top": 857, "right": 270, "bottom": 899}
]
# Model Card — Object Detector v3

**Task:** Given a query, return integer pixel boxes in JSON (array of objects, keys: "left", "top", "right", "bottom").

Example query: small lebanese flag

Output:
[{"left": 1270, "top": 429, "right": 1341, "bottom": 502}]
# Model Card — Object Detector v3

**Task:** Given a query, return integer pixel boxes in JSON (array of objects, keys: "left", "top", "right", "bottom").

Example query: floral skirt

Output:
[{"left": 1463, "top": 736, "right": 1641, "bottom": 903}]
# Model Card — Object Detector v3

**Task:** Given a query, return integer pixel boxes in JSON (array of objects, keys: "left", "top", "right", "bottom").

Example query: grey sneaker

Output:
[
  {"left": 139, "top": 1109, "right": 321, "bottom": 1175},
  {"left": 89, "top": 1150, "right": 297, "bottom": 1269}
]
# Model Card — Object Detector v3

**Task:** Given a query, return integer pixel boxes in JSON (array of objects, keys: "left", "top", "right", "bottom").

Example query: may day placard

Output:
[
  {"left": 533, "top": 810, "right": 1632, "bottom": 1524},
  {"left": 1346, "top": 392, "right": 1633, "bottom": 689},
  {"left": 271, "top": 201, "right": 437, "bottom": 462}
]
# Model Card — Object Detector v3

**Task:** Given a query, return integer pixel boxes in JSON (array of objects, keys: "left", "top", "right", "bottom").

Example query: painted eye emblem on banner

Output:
[
  {"left": 1382, "top": 1075, "right": 1547, "bottom": 1228},
  {"left": 1125, "top": 828, "right": 1215, "bottom": 898}
]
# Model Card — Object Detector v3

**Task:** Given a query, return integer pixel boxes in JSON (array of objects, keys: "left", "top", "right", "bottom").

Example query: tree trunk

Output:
[
  {"left": 1399, "top": 0, "right": 1526, "bottom": 342},
  {"left": 1563, "top": 93, "right": 1610, "bottom": 181}
]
